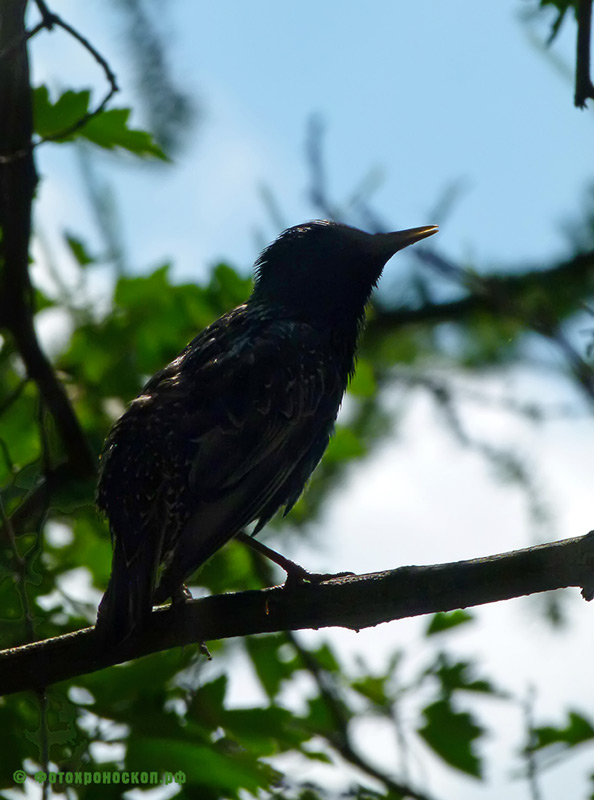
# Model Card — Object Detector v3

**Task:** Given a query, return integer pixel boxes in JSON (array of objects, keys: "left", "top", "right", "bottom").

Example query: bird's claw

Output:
[
  {"left": 283, "top": 567, "right": 355, "bottom": 588},
  {"left": 171, "top": 583, "right": 193, "bottom": 606}
]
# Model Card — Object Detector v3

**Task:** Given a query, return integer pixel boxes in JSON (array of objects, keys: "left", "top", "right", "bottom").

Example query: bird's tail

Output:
[{"left": 95, "top": 536, "right": 157, "bottom": 646}]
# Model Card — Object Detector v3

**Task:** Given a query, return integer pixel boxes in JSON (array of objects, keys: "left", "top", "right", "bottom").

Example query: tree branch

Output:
[
  {"left": 0, "top": 1, "right": 96, "bottom": 484},
  {"left": 575, "top": 0, "right": 594, "bottom": 108},
  {"left": 0, "top": 533, "right": 592, "bottom": 697},
  {"left": 369, "top": 249, "right": 594, "bottom": 331},
  {"left": 367, "top": 248, "right": 594, "bottom": 404}
]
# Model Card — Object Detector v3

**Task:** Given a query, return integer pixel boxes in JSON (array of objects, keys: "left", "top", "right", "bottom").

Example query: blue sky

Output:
[{"left": 33, "top": 1, "right": 594, "bottom": 279}]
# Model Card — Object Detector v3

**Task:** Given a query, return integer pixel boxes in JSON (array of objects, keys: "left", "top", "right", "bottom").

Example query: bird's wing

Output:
[{"left": 150, "top": 311, "right": 345, "bottom": 599}]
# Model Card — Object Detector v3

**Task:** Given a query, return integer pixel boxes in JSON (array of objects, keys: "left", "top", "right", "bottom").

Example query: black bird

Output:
[{"left": 96, "top": 220, "right": 438, "bottom": 642}]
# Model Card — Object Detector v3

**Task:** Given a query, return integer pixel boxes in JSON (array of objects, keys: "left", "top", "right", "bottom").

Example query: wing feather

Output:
[{"left": 98, "top": 304, "right": 346, "bottom": 611}]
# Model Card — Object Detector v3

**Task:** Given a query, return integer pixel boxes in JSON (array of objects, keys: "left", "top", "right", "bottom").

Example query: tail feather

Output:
[{"left": 95, "top": 536, "right": 158, "bottom": 645}]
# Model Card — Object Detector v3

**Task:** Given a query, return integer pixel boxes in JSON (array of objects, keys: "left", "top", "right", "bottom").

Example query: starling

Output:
[{"left": 96, "top": 220, "right": 438, "bottom": 642}]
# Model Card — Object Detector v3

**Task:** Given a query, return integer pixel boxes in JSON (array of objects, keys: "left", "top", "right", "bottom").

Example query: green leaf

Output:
[
  {"left": 33, "top": 85, "right": 90, "bottom": 139},
  {"left": 426, "top": 653, "right": 499, "bottom": 697},
  {"left": 349, "top": 358, "right": 377, "bottom": 398},
  {"left": 51, "top": 476, "right": 97, "bottom": 513},
  {"left": 418, "top": 698, "right": 483, "bottom": 777},
  {"left": 221, "top": 706, "right": 310, "bottom": 756},
  {"left": 323, "top": 426, "right": 364, "bottom": 464},
  {"left": 64, "top": 232, "right": 94, "bottom": 267},
  {"left": 350, "top": 675, "right": 390, "bottom": 708},
  {"left": 425, "top": 610, "right": 475, "bottom": 636},
  {"left": 127, "top": 736, "right": 281, "bottom": 796},
  {"left": 13, "top": 461, "right": 41, "bottom": 490},
  {"left": 532, "top": 710, "right": 594, "bottom": 752},
  {"left": 81, "top": 108, "right": 167, "bottom": 159},
  {"left": 310, "top": 642, "right": 342, "bottom": 673},
  {"left": 34, "top": 288, "right": 55, "bottom": 311},
  {"left": 189, "top": 674, "right": 228, "bottom": 728},
  {"left": 206, "top": 263, "right": 253, "bottom": 309},
  {"left": 32, "top": 85, "right": 167, "bottom": 159},
  {"left": 246, "top": 635, "right": 300, "bottom": 700},
  {"left": 77, "top": 649, "right": 199, "bottom": 718},
  {"left": 301, "top": 748, "right": 332, "bottom": 764}
]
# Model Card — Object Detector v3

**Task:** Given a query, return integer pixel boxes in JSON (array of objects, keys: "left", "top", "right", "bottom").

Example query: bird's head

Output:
[{"left": 251, "top": 220, "right": 438, "bottom": 330}]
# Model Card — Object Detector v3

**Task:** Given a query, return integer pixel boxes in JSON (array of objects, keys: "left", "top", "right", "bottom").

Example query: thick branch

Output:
[
  {"left": 0, "top": 1, "right": 96, "bottom": 480},
  {"left": 575, "top": 0, "right": 594, "bottom": 108},
  {"left": 0, "top": 533, "right": 592, "bottom": 697}
]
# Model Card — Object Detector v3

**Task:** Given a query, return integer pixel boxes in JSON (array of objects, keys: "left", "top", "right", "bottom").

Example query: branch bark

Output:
[
  {"left": 0, "top": 0, "right": 96, "bottom": 480},
  {"left": 575, "top": 0, "right": 594, "bottom": 108},
  {"left": 0, "top": 533, "right": 592, "bottom": 697}
]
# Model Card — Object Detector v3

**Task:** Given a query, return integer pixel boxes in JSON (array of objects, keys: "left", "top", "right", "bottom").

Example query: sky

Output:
[{"left": 26, "top": 1, "right": 594, "bottom": 798}]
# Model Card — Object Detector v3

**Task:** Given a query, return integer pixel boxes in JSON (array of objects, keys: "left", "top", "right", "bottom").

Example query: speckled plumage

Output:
[{"left": 96, "top": 220, "right": 437, "bottom": 642}]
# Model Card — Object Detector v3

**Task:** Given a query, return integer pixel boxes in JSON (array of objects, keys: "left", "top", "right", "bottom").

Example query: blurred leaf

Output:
[
  {"left": 189, "top": 673, "right": 228, "bottom": 727},
  {"left": 246, "top": 634, "right": 301, "bottom": 700},
  {"left": 207, "top": 263, "right": 253, "bottom": 309},
  {"left": 13, "top": 462, "right": 41, "bottom": 491},
  {"left": 426, "top": 653, "right": 499, "bottom": 697},
  {"left": 532, "top": 710, "right": 594, "bottom": 752},
  {"left": 323, "top": 426, "right": 364, "bottom": 464},
  {"left": 127, "top": 736, "right": 281, "bottom": 796},
  {"left": 221, "top": 706, "right": 311, "bottom": 756},
  {"left": 349, "top": 358, "right": 377, "bottom": 398},
  {"left": 537, "top": 0, "right": 574, "bottom": 44},
  {"left": 75, "top": 648, "right": 199, "bottom": 720},
  {"left": 310, "top": 642, "right": 342, "bottom": 673},
  {"left": 425, "top": 610, "right": 475, "bottom": 636},
  {"left": 64, "top": 232, "right": 95, "bottom": 267},
  {"left": 34, "top": 288, "right": 55, "bottom": 312},
  {"left": 301, "top": 748, "right": 332, "bottom": 764},
  {"left": 51, "top": 477, "right": 97, "bottom": 513},
  {"left": 350, "top": 675, "right": 390, "bottom": 709},
  {"left": 418, "top": 698, "right": 483, "bottom": 777},
  {"left": 48, "top": 511, "right": 112, "bottom": 588}
]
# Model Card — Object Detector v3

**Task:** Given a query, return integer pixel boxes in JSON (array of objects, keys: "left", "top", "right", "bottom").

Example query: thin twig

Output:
[
  {"left": 34, "top": 0, "right": 119, "bottom": 143},
  {"left": 35, "top": 0, "right": 117, "bottom": 89},
  {"left": 0, "top": 0, "right": 120, "bottom": 164},
  {"left": 0, "top": 494, "right": 35, "bottom": 642},
  {"left": 38, "top": 689, "right": 50, "bottom": 800},
  {"left": 305, "top": 115, "right": 341, "bottom": 221},
  {"left": 288, "top": 630, "right": 435, "bottom": 800},
  {"left": 521, "top": 687, "right": 544, "bottom": 800}
]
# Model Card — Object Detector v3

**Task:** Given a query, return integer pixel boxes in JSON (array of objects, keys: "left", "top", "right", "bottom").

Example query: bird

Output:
[{"left": 95, "top": 219, "right": 438, "bottom": 643}]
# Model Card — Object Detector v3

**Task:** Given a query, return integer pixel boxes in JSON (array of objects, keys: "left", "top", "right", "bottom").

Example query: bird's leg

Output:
[
  {"left": 236, "top": 531, "right": 354, "bottom": 586},
  {"left": 170, "top": 583, "right": 193, "bottom": 605},
  {"left": 168, "top": 583, "right": 211, "bottom": 659}
]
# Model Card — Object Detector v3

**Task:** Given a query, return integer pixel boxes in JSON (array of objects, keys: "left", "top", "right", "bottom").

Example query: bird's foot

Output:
[
  {"left": 283, "top": 565, "right": 355, "bottom": 588},
  {"left": 171, "top": 583, "right": 193, "bottom": 606},
  {"left": 237, "top": 530, "right": 354, "bottom": 587},
  {"left": 199, "top": 641, "right": 212, "bottom": 660}
]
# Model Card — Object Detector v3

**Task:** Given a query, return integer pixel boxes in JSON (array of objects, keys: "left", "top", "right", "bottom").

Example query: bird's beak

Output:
[{"left": 372, "top": 225, "right": 438, "bottom": 259}]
